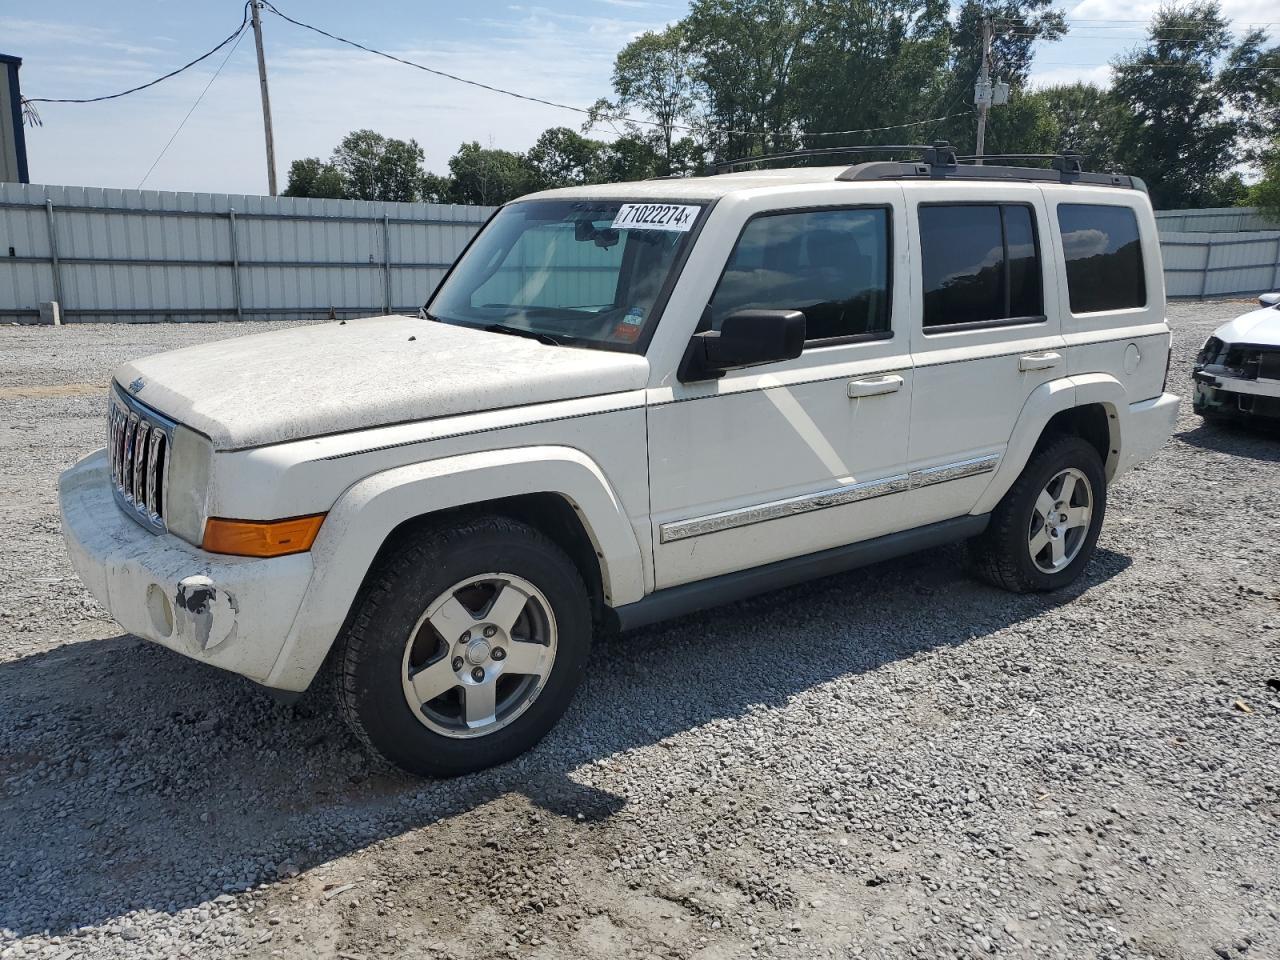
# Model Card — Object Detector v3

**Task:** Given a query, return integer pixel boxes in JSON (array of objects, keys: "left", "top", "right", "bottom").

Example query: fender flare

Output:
[
  {"left": 264, "top": 445, "right": 644, "bottom": 691},
  {"left": 971, "top": 373, "right": 1127, "bottom": 515}
]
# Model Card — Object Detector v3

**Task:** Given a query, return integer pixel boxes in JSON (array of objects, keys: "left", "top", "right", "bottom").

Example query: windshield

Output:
[{"left": 426, "top": 198, "right": 705, "bottom": 351}]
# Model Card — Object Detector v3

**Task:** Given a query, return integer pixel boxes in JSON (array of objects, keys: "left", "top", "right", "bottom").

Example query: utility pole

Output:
[
  {"left": 250, "top": 1, "right": 278, "bottom": 196},
  {"left": 974, "top": 15, "right": 993, "bottom": 166}
]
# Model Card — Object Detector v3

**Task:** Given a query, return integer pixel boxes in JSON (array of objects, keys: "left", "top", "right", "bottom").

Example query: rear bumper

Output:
[
  {"left": 59, "top": 451, "right": 314, "bottom": 687},
  {"left": 1117, "top": 392, "right": 1180, "bottom": 476}
]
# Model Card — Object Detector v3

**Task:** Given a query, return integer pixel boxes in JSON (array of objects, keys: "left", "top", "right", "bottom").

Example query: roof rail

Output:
[
  {"left": 712, "top": 144, "right": 932, "bottom": 175},
  {"left": 954, "top": 151, "right": 1085, "bottom": 174},
  {"left": 838, "top": 145, "right": 1141, "bottom": 189},
  {"left": 708, "top": 140, "right": 1141, "bottom": 190}
]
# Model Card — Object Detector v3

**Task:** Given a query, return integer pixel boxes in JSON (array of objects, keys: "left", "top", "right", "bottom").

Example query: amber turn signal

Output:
[{"left": 202, "top": 514, "right": 326, "bottom": 558}]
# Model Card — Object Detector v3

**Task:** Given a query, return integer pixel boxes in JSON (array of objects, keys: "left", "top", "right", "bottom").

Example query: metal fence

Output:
[
  {"left": 3, "top": 183, "right": 1278, "bottom": 320},
  {"left": 1154, "top": 206, "right": 1279, "bottom": 235},
  {"left": 0, "top": 183, "right": 494, "bottom": 323},
  {"left": 1161, "top": 230, "right": 1280, "bottom": 299}
]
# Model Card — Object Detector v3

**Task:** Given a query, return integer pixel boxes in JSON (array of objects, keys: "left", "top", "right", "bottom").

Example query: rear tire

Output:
[
  {"left": 969, "top": 435, "right": 1106, "bottom": 593},
  {"left": 332, "top": 515, "right": 591, "bottom": 777}
]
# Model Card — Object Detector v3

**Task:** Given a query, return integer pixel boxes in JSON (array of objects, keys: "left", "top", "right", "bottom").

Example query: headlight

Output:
[
  {"left": 1195, "top": 336, "right": 1224, "bottom": 367},
  {"left": 165, "top": 425, "right": 213, "bottom": 546}
]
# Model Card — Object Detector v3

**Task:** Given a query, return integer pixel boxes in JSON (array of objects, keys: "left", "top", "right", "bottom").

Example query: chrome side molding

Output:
[{"left": 659, "top": 454, "right": 999, "bottom": 543}]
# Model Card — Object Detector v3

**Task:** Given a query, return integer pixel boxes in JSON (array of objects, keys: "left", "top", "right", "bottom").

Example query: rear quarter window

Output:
[{"left": 1057, "top": 204, "right": 1146, "bottom": 313}]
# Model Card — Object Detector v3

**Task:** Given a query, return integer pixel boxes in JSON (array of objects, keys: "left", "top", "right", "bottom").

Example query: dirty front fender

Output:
[
  {"left": 264, "top": 445, "right": 645, "bottom": 692},
  {"left": 59, "top": 451, "right": 314, "bottom": 685}
]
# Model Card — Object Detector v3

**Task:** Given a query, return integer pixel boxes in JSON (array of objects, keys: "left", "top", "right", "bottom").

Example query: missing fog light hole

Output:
[{"left": 146, "top": 583, "right": 174, "bottom": 638}]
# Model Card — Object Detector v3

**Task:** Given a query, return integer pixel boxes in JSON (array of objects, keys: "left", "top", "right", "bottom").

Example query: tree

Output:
[
  {"left": 1109, "top": 4, "right": 1241, "bottom": 209},
  {"left": 1028, "top": 83, "right": 1124, "bottom": 169},
  {"left": 1216, "top": 28, "right": 1280, "bottom": 166},
  {"left": 446, "top": 142, "right": 534, "bottom": 205},
  {"left": 609, "top": 26, "right": 700, "bottom": 169},
  {"left": 330, "top": 129, "right": 427, "bottom": 202},
  {"left": 593, "top": 132, "right": 666, "bottom": 182},
  {"left": 524, "top": 127, "right": 607, "bottom": 189},
  {"left": 931, "top": 0, "right": 1066, "bottom": 154},
  {"left": 791, "top": 0, "right": 952, "bottom": 152},
  {"left": 1249, "top": 143, "right": 1280, "bottom": 219},
  {"left": 282, "top": 157, "right": 347, "bottom": 199},
  {"left": 682, "top": 0, "right": 817, "bottom": 160}
]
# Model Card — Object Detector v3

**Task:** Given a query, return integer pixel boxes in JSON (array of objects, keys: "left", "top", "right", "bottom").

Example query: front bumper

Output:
[
  {"left": 1193, "top": 370, "right": 1280, "bottom": 419},
  {"left": 59, "top": 451, "right": 314, "bottom": 686}
]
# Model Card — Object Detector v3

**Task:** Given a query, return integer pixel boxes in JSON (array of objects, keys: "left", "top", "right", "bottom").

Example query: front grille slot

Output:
[{"left": 107, "top": 387, "right": 175, "bottom": 533}]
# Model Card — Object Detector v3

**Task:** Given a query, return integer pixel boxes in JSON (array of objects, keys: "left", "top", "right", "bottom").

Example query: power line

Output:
[
  {"left": 27, "top": 4, "right": 251, "bottom": 104},
  {"left": 260, "top": 2, "right": 967, "bottom": 140},
  {"left": 994, "top": 16, "right": 1279, "bottom": 28},
  {"left": 1037, "top": 61, "right": 1280, "bottom": 71},
  {"left": 137, "top": 24, "right": 249, "bottom": 189}
]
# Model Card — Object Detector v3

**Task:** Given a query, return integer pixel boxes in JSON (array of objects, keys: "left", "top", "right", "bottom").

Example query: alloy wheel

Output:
[
  {"left": 400, "top": 573, "right": 557, "bottom": 739},
  {"left": 1028, "top": 467, "right": 1093, "bottom": 574}
]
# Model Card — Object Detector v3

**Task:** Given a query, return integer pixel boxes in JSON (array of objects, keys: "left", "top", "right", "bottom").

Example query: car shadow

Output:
[
  {"left": 1176, "top": 418, "right": 1280, "bottom": 462},
  {"left": 0, "top": 544, "right": 1132, "bottom": 937}
]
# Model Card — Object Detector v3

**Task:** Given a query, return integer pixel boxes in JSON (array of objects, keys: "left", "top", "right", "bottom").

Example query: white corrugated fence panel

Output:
[{"left": 0, "top": 181, "right": 494, "bottom": 322}]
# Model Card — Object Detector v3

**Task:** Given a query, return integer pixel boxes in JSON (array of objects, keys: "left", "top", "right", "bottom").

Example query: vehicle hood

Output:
[
  {"left": 1213, "top": 304, "right": 1280, "bottom": 347},
  {"left": 115, "top": 315, "right": 649, "bottom": 450}
]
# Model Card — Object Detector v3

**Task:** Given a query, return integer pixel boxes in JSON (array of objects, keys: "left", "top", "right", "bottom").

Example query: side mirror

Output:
[
  {"left": 1259, "top": 292, "right": 1280, "bottom": 308},
  {"left": 679, "top": 309, "right": 806, "bottom": 382}
]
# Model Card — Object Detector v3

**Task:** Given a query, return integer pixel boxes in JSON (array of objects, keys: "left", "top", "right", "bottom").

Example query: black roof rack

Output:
[
  {"left": 712, "top": 144, "right": 942, "bottom": 175},
  {"left": 710, "top": 140, "right": 1142, "bottom": 190}
]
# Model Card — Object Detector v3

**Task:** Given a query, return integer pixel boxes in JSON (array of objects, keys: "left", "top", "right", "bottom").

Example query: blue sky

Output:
[{"left": 4, "top": 0, "right": 1274, "bottom": 195}]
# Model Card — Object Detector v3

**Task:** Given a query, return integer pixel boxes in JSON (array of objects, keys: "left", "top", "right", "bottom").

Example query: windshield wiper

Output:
[{"left": 482, "top": 323, "right": 572, "bottom": 347}]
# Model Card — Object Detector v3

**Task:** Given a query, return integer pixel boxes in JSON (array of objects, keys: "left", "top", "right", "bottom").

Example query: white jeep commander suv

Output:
[{"left": 60, "top": 146, "right": 1180, "bottom": 776}]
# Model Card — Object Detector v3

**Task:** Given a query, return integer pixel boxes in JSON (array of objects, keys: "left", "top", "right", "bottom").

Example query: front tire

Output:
[
  {"left": 969, "top": 435, "right": 1106, "bottom": 593},
  {"left": 332, "top": 515, "right": 591, "bottom": 777}
]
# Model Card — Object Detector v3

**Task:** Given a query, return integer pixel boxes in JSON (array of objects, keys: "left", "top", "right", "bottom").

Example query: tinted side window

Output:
[
  {"left": 1005, "top": 205, "right": 1043, "bottom": 319},
  {"left": 1057, "top": 204, "right": 1146, "bottom": 313},
  {"left": 708, "top": 207, "right": 891, "bottom": 342},
  {"left": 919, "top": 204, "right": 1044, "bottom": 329}
]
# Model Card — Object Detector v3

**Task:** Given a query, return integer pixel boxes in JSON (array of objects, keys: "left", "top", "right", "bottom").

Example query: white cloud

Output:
[
  {"left": 1067, "top": 0, "right": 1279, "bottom": 27},
  {"left": 1026, "top": 64, "right": 1113, "bottom": 90}
]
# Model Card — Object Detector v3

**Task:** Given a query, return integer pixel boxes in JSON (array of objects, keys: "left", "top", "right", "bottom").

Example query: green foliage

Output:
[
  {"left": 283, "top": 131, "right": 428, "bottom": 201},
  {"left": 331, "top": 129, "right": 426, "bottom": 202},
  {"left": 1247, "top": 142, "right": 1280, "bottom": 219},
  {"left": 682, "top": 0, "right": 812, "bottom": 158},
  {"left": 931, "top": 0, "right": 1066, "bottom": 153},
  {"left": 524, "top": 127, "right": 608, "bottom": 189},
  {"left": 1026, "top": 83, "right": 1122, "bottom": 169},
  {"left": 444, "top": 142, "right": 535, "bottom": 206},
  {"left": 609, "top": 26, "right": 699, "bottom": 166},
  {"left": 281, "top": 0, "right": 1276, "bottom": 212},
  {"left": 282, "top": 157, "right": 346, "bottom": 199}
]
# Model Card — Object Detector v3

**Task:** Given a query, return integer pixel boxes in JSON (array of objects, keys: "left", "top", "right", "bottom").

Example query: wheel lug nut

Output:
[
  {"left": 452, "top": 657, "right": 464, "bottom": 671},
  {"left": 483, "top": 625, "right": 497, "bottom": 639},
  {"left": 460, "top": 631, "right": 470, "bottom": 643},
  {"left": 492, "top": 647, "right": 506, "bottom": 661},
  {"left": 471, "top": 666, "right": 485, "bottom": 682}
]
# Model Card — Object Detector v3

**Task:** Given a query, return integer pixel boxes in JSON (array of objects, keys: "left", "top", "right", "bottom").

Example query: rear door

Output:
[{"left": 903, "top": 184, "right": 1066, "bottom": 524}]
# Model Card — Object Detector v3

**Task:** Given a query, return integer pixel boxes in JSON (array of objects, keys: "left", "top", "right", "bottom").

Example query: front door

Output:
[{"left": 647, "top": 196, "right": 915, "bottom": 590}]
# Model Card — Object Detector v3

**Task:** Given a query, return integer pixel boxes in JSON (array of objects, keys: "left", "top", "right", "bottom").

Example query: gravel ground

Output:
[{"left": 1, "top": 303, "right": 1277, "bottom": 960}]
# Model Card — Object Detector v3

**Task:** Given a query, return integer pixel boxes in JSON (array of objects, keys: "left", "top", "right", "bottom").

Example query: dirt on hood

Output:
[{"left": 113, "top": 315, "right": 650, "bottom": 450}]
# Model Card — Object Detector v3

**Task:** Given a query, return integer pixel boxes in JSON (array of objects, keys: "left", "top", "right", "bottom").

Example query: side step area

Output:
[{"left": 611, "top": 513, "right": 989, "bottom": 632}]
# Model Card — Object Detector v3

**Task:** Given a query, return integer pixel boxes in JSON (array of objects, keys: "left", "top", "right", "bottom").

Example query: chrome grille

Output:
[{"left": 107, "top": 385, "right": 175, "bottom": 533}]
